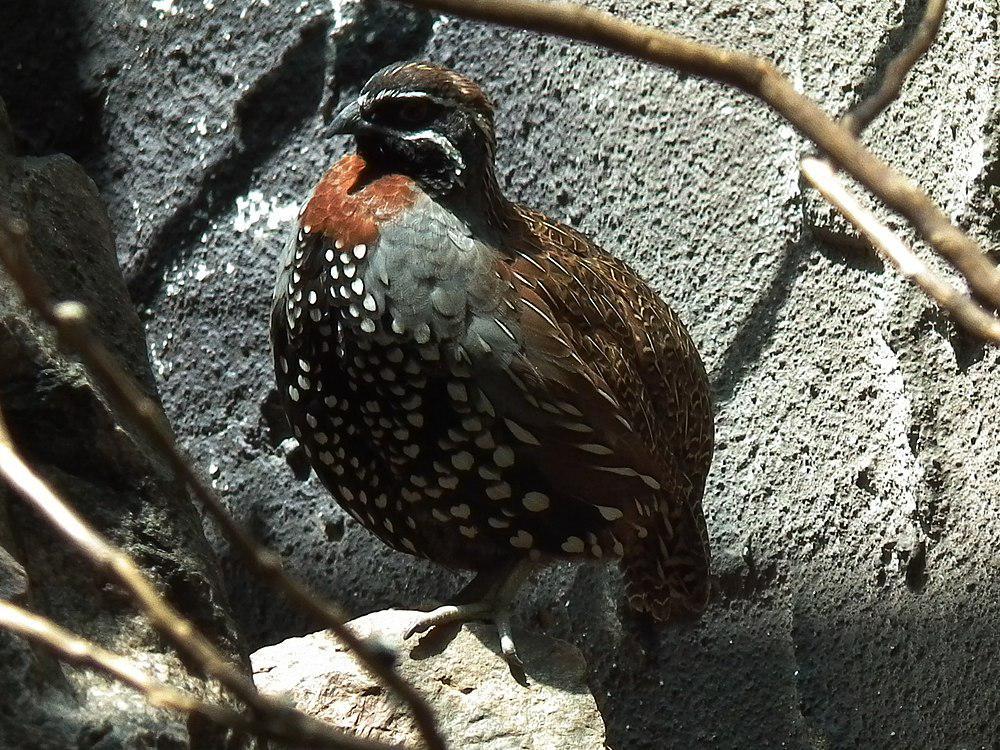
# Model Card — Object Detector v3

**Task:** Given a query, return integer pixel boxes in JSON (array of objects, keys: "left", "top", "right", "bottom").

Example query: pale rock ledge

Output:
[{"left": 252, "top": 609, "right": 606, "bottom": 749}]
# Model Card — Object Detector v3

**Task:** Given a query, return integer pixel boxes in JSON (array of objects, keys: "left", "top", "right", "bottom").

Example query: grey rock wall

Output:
[
  {"left": 2, "top": 0, "right": 997, "bottom": 747},
  {"left": 0, "top": 99, "right": 247, "bottom": 746}
]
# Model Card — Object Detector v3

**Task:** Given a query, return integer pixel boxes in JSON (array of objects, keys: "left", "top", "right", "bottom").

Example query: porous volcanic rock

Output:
[
  {"left": 0, "top": 95, "right": 246, "bottom": 749},
  {"left": 3, "top": 1, "right": 998, "bottom": 747}
]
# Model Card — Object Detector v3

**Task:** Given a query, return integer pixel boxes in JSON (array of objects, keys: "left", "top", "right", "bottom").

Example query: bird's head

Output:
[{"left": 330, "top": 62, "right": 498, "bottom": 197}]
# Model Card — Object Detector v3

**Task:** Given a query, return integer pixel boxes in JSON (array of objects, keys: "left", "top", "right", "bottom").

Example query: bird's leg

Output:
[{"left": 404, "top": 557, "right": 536, "bottom": 670}]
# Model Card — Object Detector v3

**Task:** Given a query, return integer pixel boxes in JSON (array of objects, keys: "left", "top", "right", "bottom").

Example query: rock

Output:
[
  {"left": 3, "top": 1, "right": 999, "bottom": 748},
  {"left": 0, "top": 93, "right": 248, "bottom": 748},
  {"left": 252, "top": 609, "right": 606, "bottom": 750},
  {"left": 0, "top": 543, "right": 27, "bottom": 602}
]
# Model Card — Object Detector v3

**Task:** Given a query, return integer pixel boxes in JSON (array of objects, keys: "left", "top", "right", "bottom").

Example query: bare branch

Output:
[
  {"left": 0, "top": 600, "right": 339, "bottom": 747},
  {"left": 0, "top": 407, "right": 400, "bottom": 750},
  {"left": 841, "top": 0, "right": 946, "bottom": 136},
  {"left": 391, "top": 0, "right": 1000, "bottom": 332},
  {"left": 0, "top": 600, "right": 250, "bottom": 731},
  {"left": 801, "top": 157, "right": 1000, "bottom": 341},
  {"left": 798, "top": 1, "right": 989, "bottom": 337},
  {"left": 0, "top": 222, "right": 444, "bottom": 750}
]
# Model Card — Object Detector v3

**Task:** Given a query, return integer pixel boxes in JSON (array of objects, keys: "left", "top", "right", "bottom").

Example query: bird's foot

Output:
[
  {"left": 404, "top": 602, "right": 524, "bottom": 675},
  {"left": 404, "top": 559, "right": 536, "bottom": 678}
]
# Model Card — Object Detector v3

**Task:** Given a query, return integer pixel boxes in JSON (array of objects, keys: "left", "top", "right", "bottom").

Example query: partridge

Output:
[{"left": 271, "top": 62, "right": 714, "bottom": 667}]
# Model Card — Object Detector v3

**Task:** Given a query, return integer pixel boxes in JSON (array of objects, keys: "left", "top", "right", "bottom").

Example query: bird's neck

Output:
[
  {"left": 357, "top": 146, "right": 515, "bottom": 235},
  {"left": 437, "top": 161, "right": 516, "bottom": 236}
]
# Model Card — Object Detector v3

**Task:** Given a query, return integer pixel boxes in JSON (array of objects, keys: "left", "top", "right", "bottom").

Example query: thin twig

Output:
[
  {"left": 392, "top": 0, "right": 1000, "bottom": 327},
  {"left": 0, "top": 407, "right": 399, "bottom": 750},
  {"left": 0, "top": 222, "right": 444, "bottom": 750},
  {"left": 0, "top": 599, "right": 353, "bottom": 747},
  {"left": 798, "top": 0, "right": 984, "bottom": 337},
  {"left": 801, "top": 157, "right": 1000, "bottom": 341},
  {"left": 841, "top": 0, "right": 946, "bottom": 136},
  {"left": 0, "top": 600, "right": 250, "bottom": 732}
]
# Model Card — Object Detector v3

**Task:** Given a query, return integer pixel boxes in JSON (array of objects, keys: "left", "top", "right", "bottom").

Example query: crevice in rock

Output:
[
  {"left": 788, "top": 602, "right": 833, "bottom": 748},
  {"left": 981, "top": 113, "right": 1000, "bottom": 247},
  {"left": 712, "top": 539, "right": 781, "bottom": 602},
  {"left": 884, "top": 319, "right": 952, "bottom": 592},
  {"left": 125, "top": 18, "right": 331, "bottom": 305},
  {"left": 948, "top": 327, "right": 987, "bottom": 371},
  {"left": 260, "top": 387, "right": 294, "bottom": 448},
  {"left": 902, "top": 539, "right": 928, "bottom": 592},
  {"left": 711, "top": 236, "right": 808, "bottom": 404}
]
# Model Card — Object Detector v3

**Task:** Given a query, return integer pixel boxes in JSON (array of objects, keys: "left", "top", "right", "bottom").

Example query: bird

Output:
[{"left": 270, "top": 61, "right": 714, "bottom": 669}]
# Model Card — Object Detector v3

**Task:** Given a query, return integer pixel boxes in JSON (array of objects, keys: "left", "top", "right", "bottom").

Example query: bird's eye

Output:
[{"left": 396, "top": 99, "right": 430, "bottom": 125}]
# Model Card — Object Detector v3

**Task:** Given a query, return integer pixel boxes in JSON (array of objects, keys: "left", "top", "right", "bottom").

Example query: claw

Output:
[
  {"left": 403, "top": 602, "right": 492, "bottom": 641},
  {"left": 496, "top": 611, "right": 526, "bottom": 677}
]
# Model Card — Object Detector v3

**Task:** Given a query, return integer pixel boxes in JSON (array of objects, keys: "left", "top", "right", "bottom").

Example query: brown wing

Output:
[
  {"left": 476, "top": 264, "right": 673, "bottom": 517},
  {"left": 504, "top": 205, "right": 715, "bottom": 618},
  {"left": 509, "top": 206, "right": 713, "bottom": 500}
]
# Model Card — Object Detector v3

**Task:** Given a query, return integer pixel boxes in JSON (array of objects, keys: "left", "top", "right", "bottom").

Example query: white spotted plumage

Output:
[{"left": 272, "top": 97, "right": 701, "bottom": 604}]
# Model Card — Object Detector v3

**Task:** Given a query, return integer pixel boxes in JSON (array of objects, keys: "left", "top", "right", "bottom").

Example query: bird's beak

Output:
[{"left": 329, "top": 98, "right": 362, "bottom": 136}]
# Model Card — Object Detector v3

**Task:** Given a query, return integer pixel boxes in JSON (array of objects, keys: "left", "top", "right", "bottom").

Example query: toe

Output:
[
  {"left": 404, "top": 603, "right": 489, "bottom": 640},
  {"left": 496, "top": 614, "right": 526, "bottom": 675}
]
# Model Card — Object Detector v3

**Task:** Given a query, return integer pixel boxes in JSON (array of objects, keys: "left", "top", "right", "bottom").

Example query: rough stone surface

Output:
[
  {"left": 2, "top": 1, "right": 998, "bottom": 748},
  {"left": 0, "top": 97, "right": 247, "bottom": 748},
  {"left": 252, "top": 609, "right": 606, "bottom": 749}
]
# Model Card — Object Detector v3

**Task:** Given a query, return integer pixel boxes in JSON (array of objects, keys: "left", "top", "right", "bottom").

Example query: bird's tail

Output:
[{"left": 621, "top": 495, "right": 711, "bottom": 623}]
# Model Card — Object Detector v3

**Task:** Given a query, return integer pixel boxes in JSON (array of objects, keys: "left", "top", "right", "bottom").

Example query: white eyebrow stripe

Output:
[
  {"left": 366, "top": 90, "right": 454, "bottom": 109},
  {"left": 371, "top": 90, "right": 429, "bottom": 102},
  {"left": 401, "top": 128, "right": 466, "bottom": 172}
]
